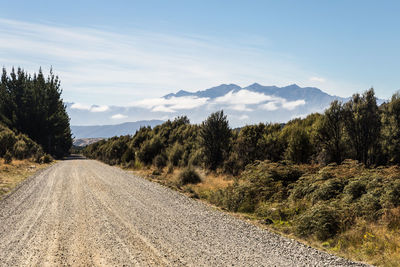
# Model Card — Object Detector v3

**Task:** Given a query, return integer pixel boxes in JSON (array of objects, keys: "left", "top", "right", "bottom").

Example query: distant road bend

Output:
[{"left": 0, "top": 157, "right": 368, "bottom": 266}]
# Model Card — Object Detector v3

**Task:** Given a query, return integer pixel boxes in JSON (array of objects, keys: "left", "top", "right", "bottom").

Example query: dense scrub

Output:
[
  {"left": 206, "top": 160, "right": 400, "bottom": 265},
  {"left": 0, "top": 123, "right": 50, "bottom": 163},
  {"left": 0, "top": 67, "right": 72, "bottom": 158}
]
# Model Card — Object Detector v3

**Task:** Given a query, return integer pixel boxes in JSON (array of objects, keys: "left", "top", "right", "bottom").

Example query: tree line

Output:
[
  {"left": 84, "top": 88, "right": 400, "bottom": 172},
  {"left": 0, "top": 67, "right": 72, "bottom": 158}
]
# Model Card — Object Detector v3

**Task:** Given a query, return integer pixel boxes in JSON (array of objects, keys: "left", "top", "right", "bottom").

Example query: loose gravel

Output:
[{"left": 0, "top": 158, "right": 371, "bottom": 266}]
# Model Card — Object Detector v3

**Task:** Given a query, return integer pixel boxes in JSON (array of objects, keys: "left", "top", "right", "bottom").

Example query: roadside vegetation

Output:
[
  {"left": 84, "top": 88, "right": 400, "bottom": 266},
  {"left": 0, "top": 67, "right": 72, "bottom": 158},
  {"left": 0, "top": 67, "right": 71, "bottom": 195}
]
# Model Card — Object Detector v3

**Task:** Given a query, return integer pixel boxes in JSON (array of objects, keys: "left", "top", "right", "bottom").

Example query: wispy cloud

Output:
[
  {"left": 130, "top": 89, "right": 306, "bottom": 113},
  {"left": 0, "top": 18, "right": 341, "bottom": 105},
  {"left": 132, "top": 96, "right": 209, "bottom": 113},
  {"left": 111, "top": 114, "right": 128, "bottom": 119},
  {"left": 71, "top": 103, "right": 109, "bottom": 112},
  {"left": 260, "top": 98, "right": 306, "bottom": 111},
  {"left": 90, "top": 105, "right": 110, "bottom": 112},
  {"left": 309, "top": 76, "right": 326, "bottom": 83},
  {"left": 214, "top": 90, "right": 274, "bottom": 105}
]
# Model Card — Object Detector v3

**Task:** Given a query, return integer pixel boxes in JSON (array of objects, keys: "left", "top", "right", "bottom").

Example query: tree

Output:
[
  {"left": 200, "top": 110, "right": 231, "bottom": 170},
  {"left": 381, "top": 92, "right": 400, "bottom": 164},
  {"left": 343, "top": 88, "right": 381, "bottom": 165},
  {"left": 0, "top": 67, "right": 72, "bottom": 158},
  {"left": 316, "top": 100, "right": 345, "bottom": 164}
]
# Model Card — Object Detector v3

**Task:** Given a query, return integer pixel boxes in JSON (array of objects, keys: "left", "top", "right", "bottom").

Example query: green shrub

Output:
[
  {"left": 356, "top": 193, "right": 382, "bottom": 221},
  {"left": 312, "top": 179, "right": 345, "bottom": 202},
  {"left": 13, "top": 140, "right": 28, "bottom": 159},
  {"left": 0, "top": 127, "right": 17, "bottom": 156},
  {"left": 168, "top": 142, "right": 184, "bottom": 166},
  {"left": 121, "top": 147, "right": 135, "bottom": 164},
  {"left": 3, "top": 150, "right": 12, "bottom": 164},
  {"left": 344, "top": 180, "right": 366, "bottom": 201},
  {"left": 167, "top": 164, "right": 174, "bottom": 174},
  {"left": 188, "top": 149, "right": 203, "bottom": 167},
  {"left": 296, "top": 204, "right": 341, "bottom": 241},
  {"left": 178, "top": 168, "right": 201, "bottom": 186},
  {"left": 137, "top": 136, "right": 163, "bottom": 165},
  {"left": 41, "top": 154, "right": 53, "bottom": 163},
  {"left": 383, "top": 180, "right": 400, "bottom": 207},
  {"left": 154, "top": 153, "right": 167, "bottom": 169}
]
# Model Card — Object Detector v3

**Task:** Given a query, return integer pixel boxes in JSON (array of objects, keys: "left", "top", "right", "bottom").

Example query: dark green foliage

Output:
[
  {"left": 213, "top": 161, "right": 303, "bottom": 212},
  {"left": 168, "top": 142, "right": 184, "bottom": 166},
  {"left": 3, "top": 150, "right": 12, "bottom": 164},
  {"left": 312, "top": 179, "right": 345, "bottom": 202},
  {"left": 40, "top": 154, "right": 53, "bottom": 163},
  {"left": 154, "top": 153, "right": 167, "bottom": 170},
  {"left": 344, "top": 180, "right": 366, "bottom": 201},
  {"left": 0, "top": 124, "right": 45, "bottom": 161},
  {"left": 316, "top": 100, "right": 346, "bottom": 164},
  {"left": 381, "top": 93, "right": 400, "bottom": 164},
  {"left": 383, "top": 180, "right": 400, "bottom": 207},
  {"left": 285, "top": 127, "right": 312, "bottom": 163},
  {"left": 343, "top": 88, "right": 381, "bottom": 166},
  {"left": 0, "top": 67, "right": 72, "bottom": 158},
  {"left": 200, "top": 111, "right": 231, "bottom": 170},
  {"left": 138, "top": 136, "right": 163, "bottom": 165},
  {"left": 121, "top": 147, "right": 135, "bottom": 164},
  {"left": 0, "top": 125, "right": 17, "bottom": 156},
  {"left": 296, "top": 204, "right": 341, "bottom": 241},
  {"left": 178, "top": 168, "right": 201, "bottom": 186}
]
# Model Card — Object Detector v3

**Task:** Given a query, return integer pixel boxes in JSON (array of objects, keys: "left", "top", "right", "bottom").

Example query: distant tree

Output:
[
  {"left": 285, "top": 127, "right": 312, "bottom": 163},
  {"left": 316, "top": 100, "right": 345, "bottom": 164},
  {"left": 381, "top": 92, "right": 400, "bottom": 164},
  {"left": 343, "top": 88, "right": 381, "bottom": 165},
  {"left": 200, "top": 110, "right": 231, "bottom": 170}
]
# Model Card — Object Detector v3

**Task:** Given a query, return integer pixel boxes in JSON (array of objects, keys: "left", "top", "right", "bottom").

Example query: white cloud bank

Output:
[
  {"left": 71, "top": 103, "right": 109, "bottom": 112},
  {"left": 130, "top": 89, "right": 305, "bottom": 113},
  {"left": 132, "top": 96, "right": 209, "bottom": 113}
]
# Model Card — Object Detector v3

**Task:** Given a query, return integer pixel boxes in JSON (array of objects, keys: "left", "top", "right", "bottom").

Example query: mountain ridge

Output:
[
  {"left": 67, "top": 83, "right": 384, "bottom": 137},
  {"left": 71, "top": 120, "right": 163, "bottom": 139}
]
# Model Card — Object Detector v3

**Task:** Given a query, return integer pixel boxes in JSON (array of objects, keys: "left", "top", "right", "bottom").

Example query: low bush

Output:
[
  {"left": 4, "top": 150, "right": 12, "bottom": 164},
  {"left": 178, "top": 168, "right": 201, "bottom": 186},
  {"left": 296, "top": 204, "right": 341, "bottom": 241},
  {"left": 40, "top": 154, "right": 53, "bottom": 163},
  {"left": 168, "top": 142, "right": 184, "bottom": 166},
  {"left": 13, "top": 140, "right": 28, "bottom": 159},
  {"left": 154, "top": 153, "right": 167, "bottom": 170}
]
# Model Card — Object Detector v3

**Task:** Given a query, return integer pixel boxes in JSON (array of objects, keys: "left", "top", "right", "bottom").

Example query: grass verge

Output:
[{"left": 0, "top": 159, "right": 52, "bottom": 199}]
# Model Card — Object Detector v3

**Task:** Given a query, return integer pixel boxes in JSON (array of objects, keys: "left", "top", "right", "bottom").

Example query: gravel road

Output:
[{"left": 0, "top": 158, "right": 369, "bottom": 266}]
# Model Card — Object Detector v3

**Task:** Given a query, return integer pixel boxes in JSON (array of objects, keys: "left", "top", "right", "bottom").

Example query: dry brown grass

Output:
[
  {"left": 126, "top": 161, "right": 400, "bottom": 266},
  {"left": 131, "top": 166, "right": 233, "bottom": 198},
  {"left": 0, "top": 159, "right": 51, "bottom": 198}
]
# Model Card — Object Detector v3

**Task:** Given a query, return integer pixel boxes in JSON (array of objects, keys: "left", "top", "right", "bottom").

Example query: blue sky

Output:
[{"left": 1, "top": 0, "right": 399, "bottom": 106}]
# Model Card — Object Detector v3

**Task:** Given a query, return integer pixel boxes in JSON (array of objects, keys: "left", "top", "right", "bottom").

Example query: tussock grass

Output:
[{"left": 0, "top": 159, "right": 51, "bottom": 198}]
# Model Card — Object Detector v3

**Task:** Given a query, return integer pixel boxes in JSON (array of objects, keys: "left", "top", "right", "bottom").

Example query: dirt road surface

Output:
[{"left": 0, "top": 158, "right": 368, "bottom": 266}]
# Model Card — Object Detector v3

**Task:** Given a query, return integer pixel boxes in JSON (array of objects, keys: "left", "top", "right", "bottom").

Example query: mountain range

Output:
[
  {"left": 68, "top": 83, "right": 380, "bottom": 139},
  {"left": 71, "top": 120, "right": 163, "bottom": 139}
]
